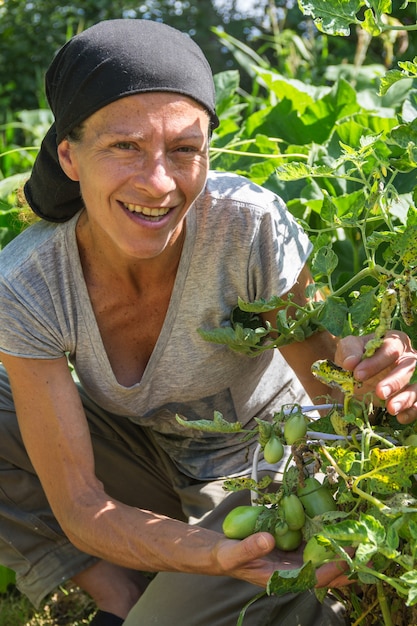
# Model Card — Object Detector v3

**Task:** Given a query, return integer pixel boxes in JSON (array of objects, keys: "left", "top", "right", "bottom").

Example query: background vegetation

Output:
[
  {"left": 1, "top": 0, "right": 417, "bottom": 115},
  {"left": 1, "top": 0, "right": 417, "bottom": 624}
]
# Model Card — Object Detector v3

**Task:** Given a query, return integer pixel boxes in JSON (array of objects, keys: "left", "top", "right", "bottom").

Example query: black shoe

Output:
[{"left": 90, "top": 609, "right": 124, "bottom": 625}]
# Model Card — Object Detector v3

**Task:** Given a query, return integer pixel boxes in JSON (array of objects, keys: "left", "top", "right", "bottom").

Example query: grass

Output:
[{"left": 0, "top": 584, "right": 96, "bottom": 626}]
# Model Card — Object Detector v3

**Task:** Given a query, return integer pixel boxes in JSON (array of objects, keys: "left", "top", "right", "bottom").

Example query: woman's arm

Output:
[
  {"left": 0, "top": 351, "right": 308, "bottom": 587},
  {"left": 261, "top": 265, "right": 339, "bottom": 401}
]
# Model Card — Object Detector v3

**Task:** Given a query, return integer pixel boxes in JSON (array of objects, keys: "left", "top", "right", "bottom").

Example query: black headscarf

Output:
[{"left": 24, "top": 19, "right": 219, "bottom": 222}]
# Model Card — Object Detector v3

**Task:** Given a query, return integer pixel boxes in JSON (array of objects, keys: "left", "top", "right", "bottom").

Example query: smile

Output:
[{"left": 124, "top": 203, "right": 171, "bottom": 217}]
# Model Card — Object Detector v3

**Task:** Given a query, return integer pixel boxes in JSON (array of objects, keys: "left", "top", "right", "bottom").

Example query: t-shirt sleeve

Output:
[
  {"left": 0, "top": 272, "right": 69, "bottom": 359},
  {"left": 248, "top": 195, "right": 312, "bottom": 301}
]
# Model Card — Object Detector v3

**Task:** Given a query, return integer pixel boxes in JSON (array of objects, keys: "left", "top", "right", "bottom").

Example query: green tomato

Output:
[
  {"left": 297, "top": 477, "right": 337, "bottom": 518},
  {"left": 404, "top": 434, "right": 417, "bottom": 446},
  {"left": 303, "top": 536, "right": 335, "bottom": 567},
  {"left": 274, "top": 527, "right": 303, "bottom": 552},
  {"left": 263, "top": 435, "right": 284, "bottom": 464},
  {"left": 281, "top": 494, "right": 306, "bottom": 531},
  {"left": 284, "top": 413, "right": 308, "bottom": 445},
  {"left": 222, "top": 505, "right": 263, "bottom": 540},
  {"left": 274, "top": 520, "right": 289, "bottom": 537}
]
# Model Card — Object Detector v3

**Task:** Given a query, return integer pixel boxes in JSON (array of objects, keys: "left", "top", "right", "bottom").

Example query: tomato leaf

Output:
[
  {"left": 175, "top": 411, "right": 242, "bottom": 433},
  {"left": 315, "top": 296, "right": 348, "bottom": 336},
  {"left": 369, "top": 446, "right": 417, "bottom": 494},
  {"left": 267, "top": 562, "right": 317, "bottom": 596}
]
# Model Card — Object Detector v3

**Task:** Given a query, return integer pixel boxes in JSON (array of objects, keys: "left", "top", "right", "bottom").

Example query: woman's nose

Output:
[{"left": 133, "top": 155, "right": 176, "bottom": 197}]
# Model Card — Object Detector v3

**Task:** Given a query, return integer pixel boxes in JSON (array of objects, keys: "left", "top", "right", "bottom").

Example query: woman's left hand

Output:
[{"left": 335, "top": 330, "right": 417, "bottom": 424}]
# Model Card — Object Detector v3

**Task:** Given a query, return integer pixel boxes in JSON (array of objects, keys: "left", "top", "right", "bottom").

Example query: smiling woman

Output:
[{"left": 0, "top": 16, "right": 415, "bottom": 626}]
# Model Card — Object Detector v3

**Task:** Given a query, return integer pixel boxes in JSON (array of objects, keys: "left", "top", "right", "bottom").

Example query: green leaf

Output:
[
  {"left": 213, "top": 70, "right": 242, "bottom": 119},
  {"left": 197, "top": 325, "right": 267, "bottom": 355},
  {"left": 362, "top": 8, "right": 381, "bottom": 36},
  {"left": 317, "top": 297, "right": 349, "bottom": 336},
  {"left": 175, "top": 411, "right": 242, "bottom": 433},
  {"left": 237, "top": 295, "right": 287, "bottom": 313},
  {"left": 297, "top": 0, "right": 362, "bottom": 36},
  {"left": 390, "top": 119, "right": 417, "bottom": 149},
  {"left": 267, "top": 562, "right": 317, "bottom": 596},
  {"left": 311, "top": 246, "right": 339, "bottom": 277},
  {"left": 230, "top": 306, "right": 264, "bottom": 332},
  {"left": 400, "top": 570, "right": 417, "bottom": 606},
  {"left": 379, "top": 63, "right": 417, "bottom": 96},
  {"left": 369, "top": 446, "right": 417, "bottom": 493},
  {"left": 358, "top": 513, "right": 386, "bottom": 545},
  {"left": 354, "top": 541, "right": 379, "bottom": 564},
  {"left": 318, "top": 519, "right": 369, "bottom": 545},
  {"left": 390, "top": 223, "right": 417, "bottom": 268},
  {"left": 0, "top": 172, "right": 29, "bottom": 199},
  {"left": 276, "top": 162, "right": 334, "bottom": 181},
  {"left": 398, "top": 60, "right": 417, "bottom": 76},
  {"left": 349, "top": 289, "right": 378, "bottom": 329}
]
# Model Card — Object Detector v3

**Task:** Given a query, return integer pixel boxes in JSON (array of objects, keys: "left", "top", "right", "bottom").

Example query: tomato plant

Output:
[
  {"left": 192, "top": 24, "right": 417, "bottom": 622},
  {"left": 179, "top": 374, "right": 417, "bottom": 626}
]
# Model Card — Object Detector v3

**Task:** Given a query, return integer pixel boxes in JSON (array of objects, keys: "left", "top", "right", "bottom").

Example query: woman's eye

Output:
[
  {"left": 114, "top": 142, "right": 135, "bottom": 150},
  {"left": 176, "top": 146, "right": 198, "bottom": 153}
]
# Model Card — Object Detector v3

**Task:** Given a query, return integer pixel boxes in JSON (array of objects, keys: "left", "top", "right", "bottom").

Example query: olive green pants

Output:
[{"left": 0, "top": 367, "right": 346, "bottom": 625}]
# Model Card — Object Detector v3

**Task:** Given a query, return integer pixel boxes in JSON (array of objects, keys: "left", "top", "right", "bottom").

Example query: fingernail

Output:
[
  {"left": 379, "top": 386, "right": 391, "bottom": 399},
  {"left": 390, "top": 402, "right": 401, "bottom": 415},
  {"left": 256, "top": 534, "right": 272, "bottom": 551},
  {"left": 354, "top": 367, "right": 366, "bottom": 382},
  {"left": 342, "top": 355, "right": 358, "bottom": 369}
]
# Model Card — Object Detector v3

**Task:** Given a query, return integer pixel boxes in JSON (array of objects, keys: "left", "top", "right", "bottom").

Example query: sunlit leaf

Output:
[
  {"left": 175, "top": 411, "right": 243, "bottom": 433},
  {"left": 267, "top": 562, "right": 317, "bottom": 596},
  {"left": 298, "top": 0, "right": 362, "bottom": 35},
  {"left": 369, "top": 446, "right": 417, "bottom": 493}
]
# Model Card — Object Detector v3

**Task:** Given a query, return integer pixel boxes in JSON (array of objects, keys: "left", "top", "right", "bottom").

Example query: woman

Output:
[{"left": 0, "top": 19, "right": 416, "bottom": 626}]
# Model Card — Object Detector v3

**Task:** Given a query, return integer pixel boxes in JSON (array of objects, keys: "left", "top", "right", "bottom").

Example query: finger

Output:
[
  {"left": 396, "top": 404, "right": 417, "bottom": 425},
  {"left": 355, "top": 338, "right": 416, "bottom": 385},
  {"left": 384, "top": 386, "right": 417, "bottom": 423},
  {"left": 335, "top": 336, "right": 366, "bottom": 371},
  {"left": 373, "top": 360, "right": 417, "bottom": 401},
  {"left": 216, "top": 532, "right": 276, "bottom": 574},
  {"left": 315, "top": 557, "right": 351, "bottom": 588}
]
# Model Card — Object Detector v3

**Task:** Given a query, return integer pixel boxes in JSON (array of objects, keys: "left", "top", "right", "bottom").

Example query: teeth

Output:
[{"left": 125, "top": 203, "right": 170, "bottom": 217}]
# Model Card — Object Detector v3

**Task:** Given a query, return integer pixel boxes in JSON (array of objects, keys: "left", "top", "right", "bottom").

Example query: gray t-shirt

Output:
[{"left": 0, "top": 172, "right": 312, "bottom": 480}]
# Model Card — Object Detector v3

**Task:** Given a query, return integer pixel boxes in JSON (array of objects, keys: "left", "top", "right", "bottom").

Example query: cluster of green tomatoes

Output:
[{"left": 222, "top": 411, "right": 338, "bottom": 567}]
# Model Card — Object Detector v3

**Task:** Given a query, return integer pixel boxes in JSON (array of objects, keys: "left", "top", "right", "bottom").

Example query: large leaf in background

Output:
[
  {"left": 213, "top": 70, "right": 245, "bottom": 123},
  {"left": 243, "top": 77, "right": 359, "bottom": 146},
  {"left": 298, "top": 0, "right": 363, "bottom": 35},
  {"left": 253, "top": 68, "right": 322, "bottom": 112},
  {"left": 0, "top": 173, "right": 29, "bottom": 199}
]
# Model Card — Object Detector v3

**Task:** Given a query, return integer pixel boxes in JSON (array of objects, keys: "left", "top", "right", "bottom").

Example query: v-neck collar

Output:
[{"left": 68, "top": 207, "right": 197, "bottom": 389}]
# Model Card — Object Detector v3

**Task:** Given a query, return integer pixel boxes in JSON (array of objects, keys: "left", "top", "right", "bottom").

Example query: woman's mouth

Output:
[{"left": 124, "top": 202, "right": 171, "bottom": 221}]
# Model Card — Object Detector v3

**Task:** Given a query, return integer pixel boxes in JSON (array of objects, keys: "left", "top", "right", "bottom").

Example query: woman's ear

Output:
[{"left": 57, "top": 140, "right": 80, "bottom": 181}]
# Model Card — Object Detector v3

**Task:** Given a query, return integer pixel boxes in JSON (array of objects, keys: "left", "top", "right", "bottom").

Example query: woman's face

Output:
[{"left": 57, "top": 92, "right": 210, "bottom": 261}]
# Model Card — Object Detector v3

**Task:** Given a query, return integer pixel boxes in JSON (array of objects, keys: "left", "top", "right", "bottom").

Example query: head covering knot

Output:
[{"left": 24, "top": 19, "right": 219, "bottom": 222}]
